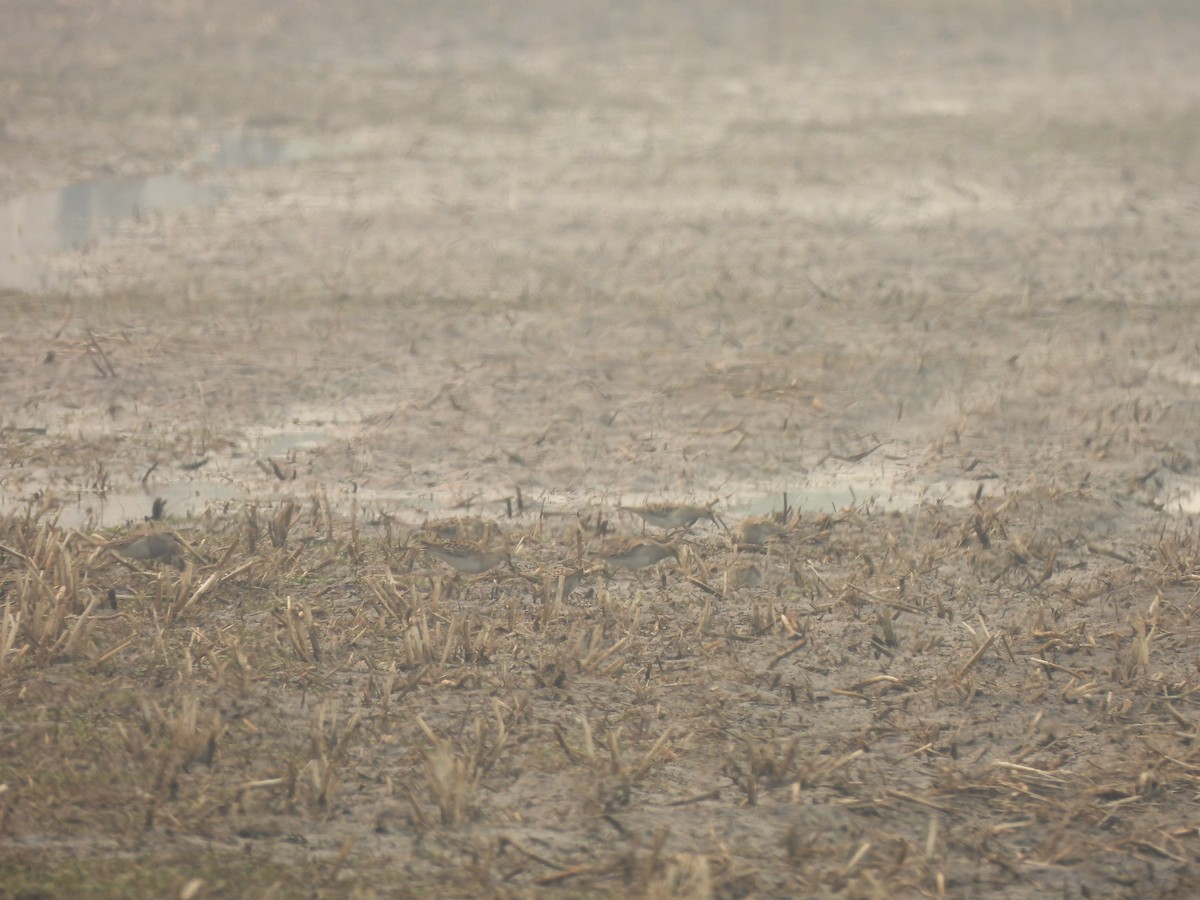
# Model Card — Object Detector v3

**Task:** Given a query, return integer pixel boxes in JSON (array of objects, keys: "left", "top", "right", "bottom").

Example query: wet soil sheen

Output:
[{"left": 2, "top": 1, "right": 1200, "bottom": 897}]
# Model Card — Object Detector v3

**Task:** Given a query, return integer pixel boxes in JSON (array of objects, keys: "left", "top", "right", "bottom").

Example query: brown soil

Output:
[{"left": 3, "top": 1, "right": 1200, "bottom": 897}]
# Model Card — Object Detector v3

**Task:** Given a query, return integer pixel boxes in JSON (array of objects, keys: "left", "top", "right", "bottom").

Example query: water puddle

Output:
[
  {"left": 3, "top": 425, "right": 994, "bottom": 533},
  {"left": 249, "top": 427, "right": 339, "bottom": 460},
  {"left": 0, "top": 130, "right": 349, "bottom": 291},
  {"left": 197, "top": 131, "right": 337, "bottom": 169},
  {"left": 2, "top": 481, "right": 247, "bottom": 533},
  {"left": 731, "top": 480, "right": 982, "bottom": 517},
  {"left": 1162, "top": 479, "right": 1200, "bottom": 515},
  {"left": 0, "top": 407, "right": 359, "bottom": 530},
  {"left": 9, "top": 467, "right": 986, "bottom": 534},
  {"left": 0, "top": 173, "right": 218, "bottom": 291},
  {"left": 722, "top": 458, "right": 985, "bottom": 519}
]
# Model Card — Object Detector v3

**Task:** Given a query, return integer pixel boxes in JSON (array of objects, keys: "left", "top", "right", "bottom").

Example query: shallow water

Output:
[{"left": 0, "top": 131, "right": 344, "bottom": 291}]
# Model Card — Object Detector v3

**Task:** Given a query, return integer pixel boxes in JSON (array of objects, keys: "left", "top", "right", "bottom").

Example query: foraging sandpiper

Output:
[
  {"left": 593, "top": 540, "right": 678, "bottom": 572},
  {"left": 106, "top": 531, "right": 184, "bottom": 564},
  {"left": 736, "top": 517, "right": 786, "bottom": 546},
  {"left": 419, "top": 538, "right": 512, "bottom": 575},
  {"left": 619, "top": 502, "right": 719, "bottom": 531},
  {"left": 539, "top": 563, "right": 587, "bottom": 601}
]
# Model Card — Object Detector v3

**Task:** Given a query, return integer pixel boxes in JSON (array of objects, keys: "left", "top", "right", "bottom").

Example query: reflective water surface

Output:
[{"left": 0, "top": 131, "right": 340, "bottom": 291}]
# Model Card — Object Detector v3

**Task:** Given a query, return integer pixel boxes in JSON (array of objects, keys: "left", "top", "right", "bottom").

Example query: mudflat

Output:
[{"left": 2, "top": 2, "right": 1200, "bottom": 896}]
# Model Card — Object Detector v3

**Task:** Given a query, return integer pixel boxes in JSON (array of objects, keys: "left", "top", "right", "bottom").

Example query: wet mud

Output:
[{"left": 3, "top": 1, "right": 1200, "bottom": 896}]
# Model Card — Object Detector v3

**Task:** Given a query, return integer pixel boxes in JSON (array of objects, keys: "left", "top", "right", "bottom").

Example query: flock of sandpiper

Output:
[{"left": 102, "top": 501, "right": 794, "bottom": 604}]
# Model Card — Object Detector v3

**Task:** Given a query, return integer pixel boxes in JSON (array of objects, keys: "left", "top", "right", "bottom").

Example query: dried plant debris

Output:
[{"left": 2, "top": 487, "right": 1198, "bottom": 897}]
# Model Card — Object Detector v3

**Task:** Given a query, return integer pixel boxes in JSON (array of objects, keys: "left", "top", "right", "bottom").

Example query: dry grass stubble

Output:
[{"left": 2, "top": 487, "right": 1200, "bottom": 897}]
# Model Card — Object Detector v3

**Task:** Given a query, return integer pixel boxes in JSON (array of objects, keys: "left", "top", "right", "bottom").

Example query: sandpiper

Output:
[
  {"left": 420, "top": 517, "right": 498, "bottom": 544},
  {"left": 736, "top": 517, "right": 786, "bottom": 546},
  {"left": 419, "top": 539, "right": 511, "bottom": 575},
  {"left": 539, "top": 563, "right": 587, "bottom": 601},
  {"left": 619, "top": 502, "right": 719, "bottom": 531},
  {"left": 593, "top": 541, "right": 678, "bottom": 572},
  {"left": 106, "top": 531, "right": 183, "bottom": 564}
]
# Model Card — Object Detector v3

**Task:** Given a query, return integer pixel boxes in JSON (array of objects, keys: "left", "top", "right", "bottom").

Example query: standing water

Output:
[{"left": 0, "top": 131, "right": 341, "bottom": 291}]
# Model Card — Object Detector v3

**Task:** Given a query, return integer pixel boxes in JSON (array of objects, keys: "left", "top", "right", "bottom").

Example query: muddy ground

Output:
[{"left": 3, "top": 1, "right": 1200, "bottom": 897}]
